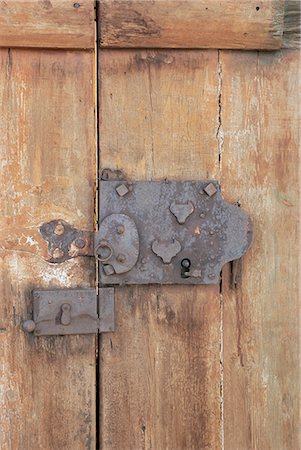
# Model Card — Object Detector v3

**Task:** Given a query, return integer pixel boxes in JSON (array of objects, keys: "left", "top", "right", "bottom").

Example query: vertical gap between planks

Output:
[
  {"left": 217, "top": 49, "right": 225, "bottom": 450},
  {"left": 95, "top": 1, "right": 100, "bottom": 449}
]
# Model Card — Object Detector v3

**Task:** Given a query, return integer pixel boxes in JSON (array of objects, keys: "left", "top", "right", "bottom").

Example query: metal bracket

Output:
[
  {"left": 22, "top": 288, "right": 114, "bottom": 336},
  {"left": 39, "top": 177, "right": 253, "bottom": 285}
]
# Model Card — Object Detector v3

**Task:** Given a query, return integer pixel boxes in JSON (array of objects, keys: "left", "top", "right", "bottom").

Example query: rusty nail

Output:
[
  {"left": 117, "top": 254, "right": 126, "bottom": 263},
  {"left": 22, "top": 320, "right": 36, "bottom": 333},
  {"left": 103, "top": 264, "right": 115, "bottom": 276},
  {"left": 74, "top": 238, "right": 86, "bottom": 249},
  {"left": 52, "top": 248, "right": 64, "bottom": 259},
  {"left": 116, "top": 225, "right": 125, "bottom": 235},
  {"left": 54, "top": 223, "right": 64, "bottom": 236}
]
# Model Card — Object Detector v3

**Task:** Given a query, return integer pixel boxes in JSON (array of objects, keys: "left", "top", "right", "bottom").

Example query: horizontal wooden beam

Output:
[
  {"left": 99, "top": 0, "right": 285, "bottom": 50},
  {"left": 0, "top": 0, "right": 95, "bottom": 49}
]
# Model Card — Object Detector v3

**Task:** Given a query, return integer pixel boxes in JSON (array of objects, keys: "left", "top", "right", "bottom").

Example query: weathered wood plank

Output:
[
  {"left": 99, "top": 49, "right": 221, "bottom": 449},
  {"left": 220, "top": 50, "right": 301, "bottom": 449},
  {"left": 0, "top": 49, "right": 96, "bottom": 449},
  {"left": 0, "top": 1, "right": 95, "bottom": 49},
  {"left": 99, "top": 0, "right": 285, "bottom": 50}
]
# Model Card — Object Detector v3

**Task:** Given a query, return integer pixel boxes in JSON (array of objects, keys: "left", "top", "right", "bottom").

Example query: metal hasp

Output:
[
  {"left": 97, "top": 179, "right": 253, "bottom": 285},
  {"left": 22, "top": 288, "right": 114, "bottom": 336}
]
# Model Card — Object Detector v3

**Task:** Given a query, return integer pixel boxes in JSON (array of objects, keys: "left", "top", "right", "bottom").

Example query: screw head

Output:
[
  {"left": 54, "top": 223, "right": 65, "bottom": 236},
  {"left": 22, "top": 320, "right": 36, "bottom": 333}
]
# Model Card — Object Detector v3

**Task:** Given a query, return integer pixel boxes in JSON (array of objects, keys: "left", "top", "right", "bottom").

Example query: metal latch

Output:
[
  {"left": 40, "top": 176, "right": 253, "bottom": 285},
  {"left": 22, "top": 288, "right": 114, "bottom": 336}
]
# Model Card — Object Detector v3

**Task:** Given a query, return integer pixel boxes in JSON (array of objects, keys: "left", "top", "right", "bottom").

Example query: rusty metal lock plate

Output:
[
  {"left": 31, "top": 288, "right": 114, "bottom": 336},
  {"left": 97, "top": 180, "right": 253, "bottom": 285}
]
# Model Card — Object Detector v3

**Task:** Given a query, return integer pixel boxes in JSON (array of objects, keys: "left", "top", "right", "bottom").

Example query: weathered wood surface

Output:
[
  {"left": 99, "top": 0, "right": 285, "bottom": 49},
  {"left": 99, "top": 50, "right": 221, "bottom": 449},
  {"left": 0, "top": 0, "right": 95, "bottom": 49},
  {"left": 220, "top": 49, "right": 300, "bottom": 449},
  {"left": 0, "top": 49, "right": 96, "bottom": 449}
]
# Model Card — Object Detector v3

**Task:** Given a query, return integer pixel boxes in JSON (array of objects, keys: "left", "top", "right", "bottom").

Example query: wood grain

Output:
[
  {"left": 0, "top": 0, "right": 95, "bottom": 49},
  {"left": 0, "top": 49, "right": 96, "bottom": 449},
  {"left": 220, "top": 50, "right": 301, "bottom": 449},
  {"left": 99, "top": 0, "right": 285, "bottom": 50},
  {"left": 99, "top": 49, "right": 221, "bottom": 450}
]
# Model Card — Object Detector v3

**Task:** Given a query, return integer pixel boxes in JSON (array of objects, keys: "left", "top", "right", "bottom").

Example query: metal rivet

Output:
[
  {"left": 116, "top": 184, "right": 129, "bottom": 197},
  {"left": 52, "top": 248, "right": 64, "bottom": 259},
  {"left": 54, "top": 223, "right": 64, "bottom": 236},
  {"left": 204, "top": 183, "right": 217, "bottom": 197},
  {"left": 22, "top": 320, "right": 36, "bottom": 333},
  {"left": 116, "top": 225, "right": 125, "bottom": 235},
  {"left": 117, "top": 254, "right": 126, "bottom": 263},
  {"left": 74, "top": 238, "right": 86, "bottom": 249},
  {"left": 209, "top": 230, "right": 214, "bottom": 235}
]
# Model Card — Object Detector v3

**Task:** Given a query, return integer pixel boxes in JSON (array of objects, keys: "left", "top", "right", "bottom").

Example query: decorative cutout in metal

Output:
[{"left": 98, "top": 180, "right": 253, "bottom": 285}]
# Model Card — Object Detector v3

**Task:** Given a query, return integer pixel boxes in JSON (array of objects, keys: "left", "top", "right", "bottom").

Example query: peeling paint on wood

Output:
[{"left": 0, "top": 49, "right": 96, "bottom": 449}]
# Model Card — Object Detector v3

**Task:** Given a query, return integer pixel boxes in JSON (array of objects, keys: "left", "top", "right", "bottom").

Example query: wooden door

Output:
[{"left": 1, "top": 2, "right": 300, "bottom": 450}]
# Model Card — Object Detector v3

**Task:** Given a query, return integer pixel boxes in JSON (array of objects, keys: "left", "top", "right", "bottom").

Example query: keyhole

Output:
[
  {"left": 181, "top": 258, "right": 191, "bottom": 278},
  {"left": 60, "top": 303, "right": 72, "bottom": 326}
]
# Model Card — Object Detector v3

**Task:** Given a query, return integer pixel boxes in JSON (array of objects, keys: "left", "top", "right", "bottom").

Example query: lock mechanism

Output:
[
  {"left": 40, "top": 176, "right": 253, "bottom": 285},
  {"left": 22, "top": 288, "right": 114, "bottom": 336}
]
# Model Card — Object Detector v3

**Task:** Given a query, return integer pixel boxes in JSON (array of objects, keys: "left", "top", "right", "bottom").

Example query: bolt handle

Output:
[{"left": 22, "top": 319, "right": 36, "bottom": 333}]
